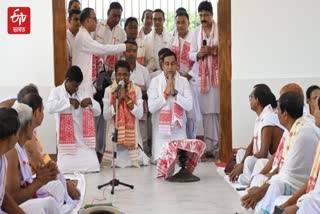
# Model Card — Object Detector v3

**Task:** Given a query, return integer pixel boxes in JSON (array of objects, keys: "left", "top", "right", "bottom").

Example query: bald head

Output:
[{"left": 280, "top": 83, "right": 304, "bottom": 101}]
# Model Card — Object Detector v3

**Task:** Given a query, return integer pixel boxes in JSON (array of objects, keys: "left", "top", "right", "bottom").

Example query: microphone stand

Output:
[{"left": 97, "top": 88, "right": 134, "bottom": 194}]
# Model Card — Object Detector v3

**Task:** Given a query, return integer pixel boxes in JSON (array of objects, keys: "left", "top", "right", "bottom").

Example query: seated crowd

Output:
[{"left": 223, "top": 83, "right": 320, "bottom": 214}]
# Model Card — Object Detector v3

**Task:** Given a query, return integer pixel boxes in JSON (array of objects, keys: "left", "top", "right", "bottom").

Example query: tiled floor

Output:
[{"left": 83, "top": 162, "right": 246, "bottom": 214}]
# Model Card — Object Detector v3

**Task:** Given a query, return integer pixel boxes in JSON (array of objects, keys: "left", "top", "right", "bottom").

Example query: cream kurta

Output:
[
  {"left": 72, "top": 26, "right": 126, "bottom": 97},
  {"left": 147, "top": 72, "right": 193, "bottom": 162},
  {"left": 102, "top": 83, "right": 149, "bottom": 167},
  {"left": 189, "top": 24, "right": 219, "bottom": 114},
  {"left": 47, "top": 83, "right": 101, "bottom": 173},
  {"left": 144, "top": 29, "right": 173, "bottom": 72}
]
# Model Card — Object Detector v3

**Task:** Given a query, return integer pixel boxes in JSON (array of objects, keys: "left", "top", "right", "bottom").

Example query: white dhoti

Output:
[
  {"left": 250, "top": 174, "right": 269, "bottom": 188},
  {"left": 186, "top": 118, "right": 197, "bottom": 139},
  {"left": 58, "top": 143, "right": 100, "bottom": 173},
  {"left": 202, "top": 113, "right": 219, "bottom": 153},
  {"left": 104, "top": 145, "right": 149, "bottom": 168},
  {"left": 236, "top": 149, "right": 269, "bottom": 185},
  {"left": 256, "top": 181, "right": 294, "bottom": 214},
  {"left": 139, "top": 120, "right": 150, "bottom": 155},
  {"left": 236, "top": 149, "right": 246, "bottom": 164},
  {"left": 94, "top": 114, "right": 107, "bottom": 155},
  {"left": 252, "top": 158, "right": 269, "bottom": 177},
  {"left": 20, "top": 197, "right": 62, "bottom": 214},
  {"left": 297, "top": 194, "right": 320, "bottom": 214}
]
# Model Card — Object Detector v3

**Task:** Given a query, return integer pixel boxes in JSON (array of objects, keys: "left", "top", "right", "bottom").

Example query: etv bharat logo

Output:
[{"left": 7, "top": 7, "right": 31, "bottom": 34}]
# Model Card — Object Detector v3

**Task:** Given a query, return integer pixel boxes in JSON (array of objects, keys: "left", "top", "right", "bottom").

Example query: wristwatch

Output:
[{"left": 172, "top": 89, "right": 178, "bottom": 97}]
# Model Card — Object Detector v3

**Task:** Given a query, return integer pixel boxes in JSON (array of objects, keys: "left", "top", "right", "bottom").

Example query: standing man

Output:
[
  {"left": 124, "top": 17, "right": 146, "bottom": 65},
  {"left": 72, "top": 8, "right": 133, "bottom": 161},
  {"left": 95, "top": 2, "right": 126, "bottom": 74},
  {"left": 123, "top": 40, "right": 150, "bottom": 156},
  {"left": 138, "top": 9, "right": 153, "bottom": 40},
  {"left": 67, "top": 8, "right": 81, "bottom": 68},
  {"left": 189, "top": 1, "right": 220, "bottom": 159},
  {"left": 66, "top": 0, "right": 81, "bottom": 29},
  {"left": 144, "top": 9, "right": 172, "bottom": 73},
  {"left": 147, "top": 50, "right": 193, "bottom": 163},
  {"left": 171, "top": 11, "right": 201, "bottom": 139}
]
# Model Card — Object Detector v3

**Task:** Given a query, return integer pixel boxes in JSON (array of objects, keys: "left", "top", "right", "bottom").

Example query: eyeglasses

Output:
[
  {"left": 88, "top": 16, "right": 97, "bottom": 22},
  {"left": 249, "top": 95, "right": 255, "bottom": 100}
]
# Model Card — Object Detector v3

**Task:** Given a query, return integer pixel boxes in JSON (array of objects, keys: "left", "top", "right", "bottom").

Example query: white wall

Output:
[
  {"left": 231, "top": 0, "right": 320, "bottom": 148},
  {"left": 0, "top": 0, "right": 56, "bottom": 153}
]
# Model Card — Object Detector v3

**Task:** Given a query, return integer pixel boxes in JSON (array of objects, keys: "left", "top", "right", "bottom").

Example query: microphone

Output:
[
  {"left": 114, "top": 80, "right": 125, "bottom": 93},
  {"left": 203, "top": 40, "right": 207, "bottom": 46},
  {"left": 202, "top": 40, "right": 207, "bottom": 60}
]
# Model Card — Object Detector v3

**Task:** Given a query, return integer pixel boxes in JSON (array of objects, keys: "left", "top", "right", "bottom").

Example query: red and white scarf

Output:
[
  {"left": 0, "top": 156, "right": 7, "bottom": 208},
  {"left": 109, "top": 81, "right": 137, "bottom": 148},
  {"left": 59, "top": 108, "right": 96, "bottom": 155},
  {"left": 96, "top": 22, "right": 121, "bottom": 71},
  {"left": 306, "top": 142, "right": 320, "bottom": 192},
  {"left": 171, "top": 32, "right": 194, "bottom": 74},
  {"left": 159, "top": 98, "right": 184, "bottom": 136},
  {"left": 279, "top": 116, "right": 306, "bottom": 169},
  {"left": 198, "top": 23, "right": 219, "bottom": 93},
  {"left": 273, "top": 131, "right": 288, "bottom": 169}
]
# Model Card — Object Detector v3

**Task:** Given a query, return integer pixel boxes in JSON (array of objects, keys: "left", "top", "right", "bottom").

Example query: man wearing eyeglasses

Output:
[
  {"left": 144, "top": 9, "right": 172, "bottom": 73},
  {"left": 72, "top": 7, "right": 134, "bottom": 163}
]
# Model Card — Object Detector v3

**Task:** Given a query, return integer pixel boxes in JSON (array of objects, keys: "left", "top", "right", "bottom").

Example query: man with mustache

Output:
[{"left": 189, "top": 1, "right": 220, "bottom": 160}]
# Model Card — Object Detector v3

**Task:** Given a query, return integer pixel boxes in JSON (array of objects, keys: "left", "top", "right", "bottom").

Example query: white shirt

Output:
[
  {"left": 67, "top": 29, "right": 76, "bottom": 68},
  {"left": 130, "top": 63, "right": 150, "bottom": 89},
  {"left": 189, "top": 24, "right": 219, "bottom": 114},
  {"left": 47, "top": 83, "right": 101, "bottom": 145},
  {"left": 144, "top": 29, "right": 172, "bottom": 72},
  {"left": 72, "top": 26, "right": 126, "bottom": 97},
  {"left": 268, "top": 115, "right": 320, "bottom": 191}
]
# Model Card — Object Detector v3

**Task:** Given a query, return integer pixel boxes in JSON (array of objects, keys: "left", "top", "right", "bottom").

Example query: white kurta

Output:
[
  {"left": 147, "top": 72, "right": 193, "bottom": 162},
  {"left": 144, "top": 29, "right": 173, "bottom": 72},
  {"left": 95, "top": 22, "right": 126, "bottom": 46},
  {"left": 130, "top": 63, "right": 151, "bottom": 153},
  {"left": 47, "top": 83, "right": 101, "bottom": 173},
  {"left": 172, "top": 31, "right": 201, "bottom": 139},
  {"left": 268, "top": 115, "right": 320, "bottom": 191},
  {"left": 72, "top": 26, "right": 126, "bottom": 97},
  {"left": 297, "top": 173, "right": 320, "bottom": 213},
  {"left": 66, "top": 29, "right": 76, "bottom": 68},
  {"left": 102, "top": 83, "right": 149, "bottom": 167},
  {"left": 237, "top": 105, "right": 284, "bottom": 185},
  {"left": 130, "top": 63, "right": 150, "bottom": 89},
  {"left": 94, "top": 22, "right": 126, "bottom": 71},
  {"left": 189, "top": 24, "right": 219, "bottom": 114},
  {"left": 256, "top": 116, "right": 320, "bottom": 213}
]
